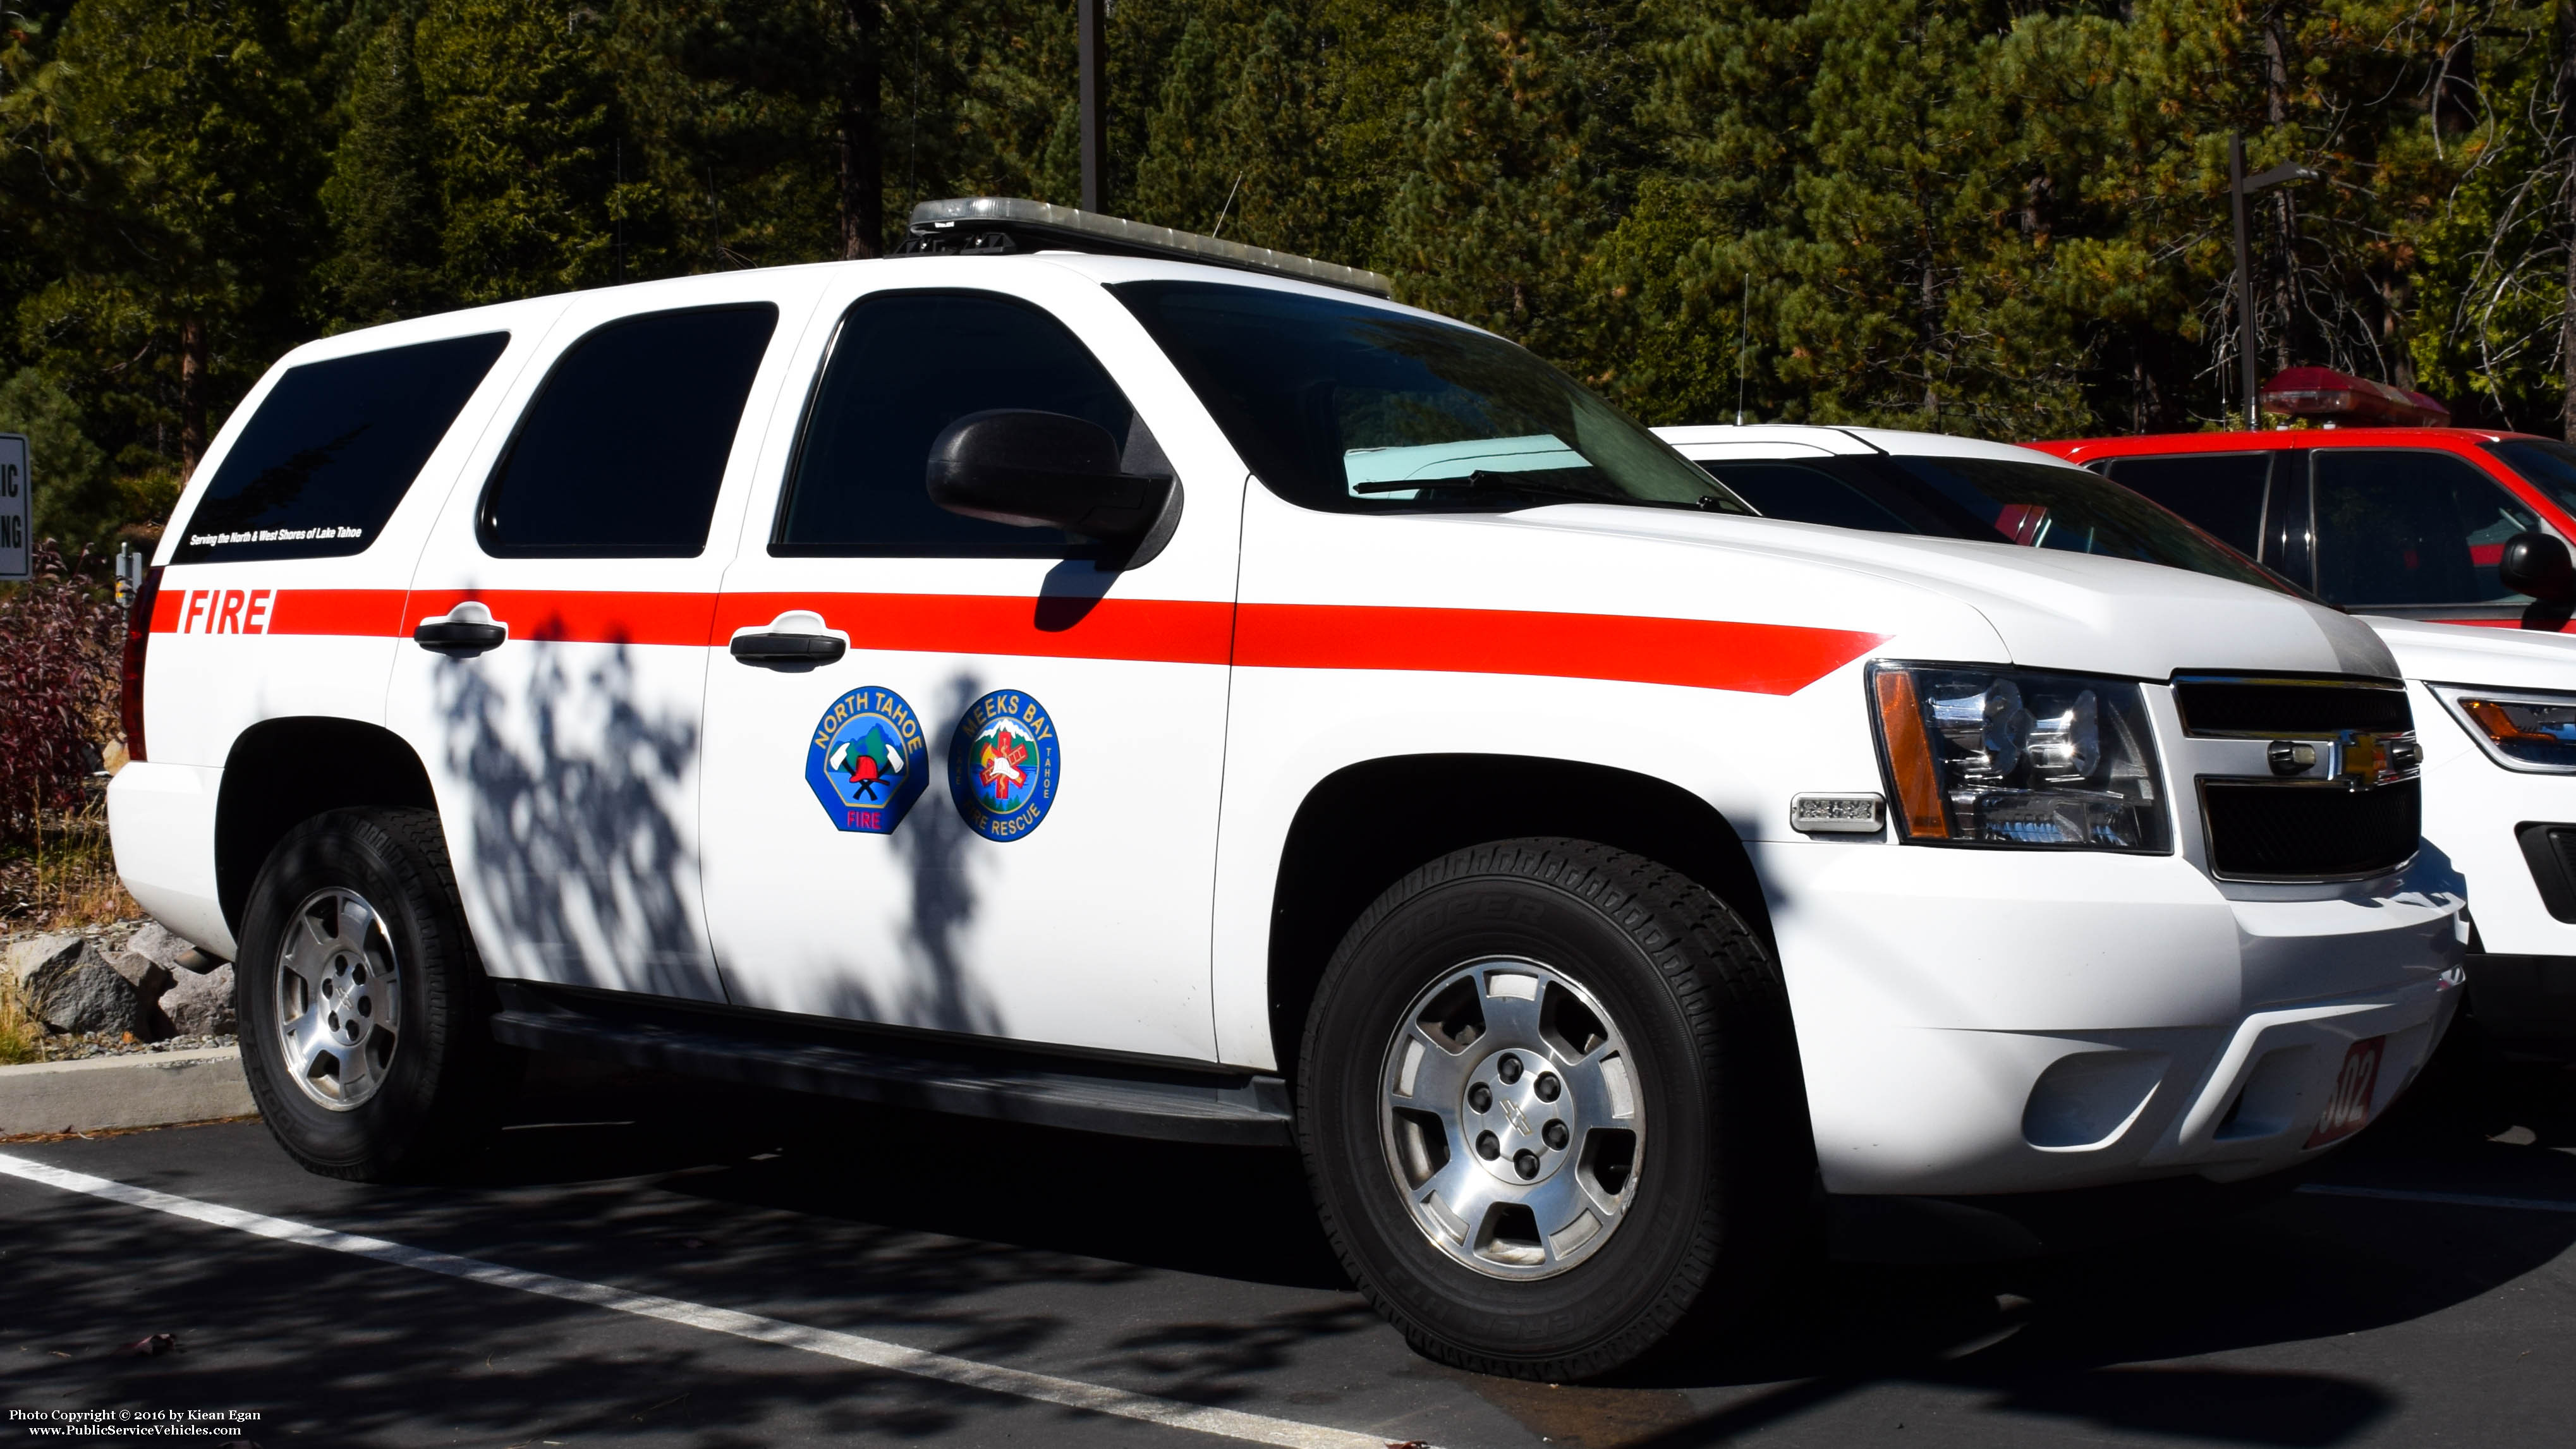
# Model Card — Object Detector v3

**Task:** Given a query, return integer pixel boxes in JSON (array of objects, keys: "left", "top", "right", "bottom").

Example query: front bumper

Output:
[{"left": 1754, "top": 840, "right": 2465, "bottom": 1196}]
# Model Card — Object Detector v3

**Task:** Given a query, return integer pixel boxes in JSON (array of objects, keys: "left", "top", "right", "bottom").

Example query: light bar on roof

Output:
[{"left": 900, "top": 197, "right": 1394, "bottom": 298}]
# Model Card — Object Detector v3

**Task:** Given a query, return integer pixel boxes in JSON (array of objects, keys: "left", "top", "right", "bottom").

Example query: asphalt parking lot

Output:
[{"left": 3, "top": 1053, "right": 2572, "bottom": 1449}]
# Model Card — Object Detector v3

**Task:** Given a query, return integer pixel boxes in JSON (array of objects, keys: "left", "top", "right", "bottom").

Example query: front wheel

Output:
[
  {"left": 1298, "top": 839, "right": 1803, "bottom": 1380},
  {"left": 236, "top": 808, "right": 507, "bottom": 1181}
]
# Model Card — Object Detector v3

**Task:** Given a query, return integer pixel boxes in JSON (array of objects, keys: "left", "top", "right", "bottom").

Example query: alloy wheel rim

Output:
[
  {"left": 273, "top": 887, "right": 403, "bottom": 1112},
  {"left": 1378, "top": 957, "right": 1645, "bottom": 1279}
]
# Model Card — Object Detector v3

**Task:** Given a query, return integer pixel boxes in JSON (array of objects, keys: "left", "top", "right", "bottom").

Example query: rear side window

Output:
[
  {"left": 2314, "top": 448, "right": 2543, "bottom": 607},
  {"left": 774, "top": 291, "right": 1146, "bottom": 555},
  {"left": 480, "top": 305, "right": 777, "bottom": 557},
  {"left": 2101, "top": 452, "right": 2269, "bottom": 557},
  {"left": 174, "top": 333, "right": 509, "bottom": 564}
]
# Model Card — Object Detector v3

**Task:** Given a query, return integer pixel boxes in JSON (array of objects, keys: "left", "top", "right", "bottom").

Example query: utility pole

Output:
[
  {"left": 1078, "top": 0, "right": 1106, "bottom": 212},
  {"left": 2228, "top": 133, "right": 2318, "bottom": 430}
]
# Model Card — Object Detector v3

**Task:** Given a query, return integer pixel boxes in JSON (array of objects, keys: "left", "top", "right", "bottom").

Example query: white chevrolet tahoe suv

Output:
[
  {"left": 111, "top": 200, "right": 2463, "bottom": 1379},
  {"left": 1658, "top": 423, "right": 2572, "bottom": 1062}
]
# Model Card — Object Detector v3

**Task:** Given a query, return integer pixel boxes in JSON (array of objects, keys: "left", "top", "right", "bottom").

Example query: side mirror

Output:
[
  {"left": 926, "top": 409, "right": 1178, "bottom": 561},
  {"left": 2500, "top": 530, "right": 2575, "bottom": 630}
]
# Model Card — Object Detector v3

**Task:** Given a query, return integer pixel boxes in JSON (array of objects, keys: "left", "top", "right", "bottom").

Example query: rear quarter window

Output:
[{"left": 174, "top": 332, "right": 511, "bottom": 564}]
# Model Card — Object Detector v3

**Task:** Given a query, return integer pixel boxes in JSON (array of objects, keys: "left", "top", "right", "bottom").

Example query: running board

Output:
[{"left": 486, "top": 989, "right": 1294, "bottom": 1147}]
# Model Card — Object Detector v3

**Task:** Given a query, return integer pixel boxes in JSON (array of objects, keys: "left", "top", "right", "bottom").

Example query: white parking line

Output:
[
  {"left": 0, "top": 1151, "right": 1423, "bottom": 1449},
  {"left": 2298, "top": 1182, "right": 2576, "bottom": 1214}
]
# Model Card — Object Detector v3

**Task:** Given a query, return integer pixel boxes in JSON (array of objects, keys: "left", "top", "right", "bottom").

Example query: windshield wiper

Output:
[{"left": 1351, "top": 469, "right": 1629, "bottom": 504}]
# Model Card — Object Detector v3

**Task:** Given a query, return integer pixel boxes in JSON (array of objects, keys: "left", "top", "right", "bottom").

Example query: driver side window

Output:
[
  {"left": 2312, "top": 449, "right": 2542, "bottom": 607},
  {"left": 771, "top": 290, "right": 1162, "bottom": 555}
]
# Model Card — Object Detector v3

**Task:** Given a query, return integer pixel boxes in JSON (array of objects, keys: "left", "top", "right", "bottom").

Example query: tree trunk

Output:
[
  {"left": 178, "top": 317, "right": 205, "bottom": 482},
  {"left": 838, "top": 0, "right": 884, "bottom": 260}
]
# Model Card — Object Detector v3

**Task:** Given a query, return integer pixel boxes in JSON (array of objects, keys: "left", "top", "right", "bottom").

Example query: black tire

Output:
[
  {"left": 1297, "top": 837, "right": 1804, "bottom": 1380},
  {"left": 236, "top": 808, "right": 507, "bottom": 1181}
]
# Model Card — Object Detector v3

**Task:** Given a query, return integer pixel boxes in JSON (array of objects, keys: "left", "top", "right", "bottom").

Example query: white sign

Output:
[{"left": 0, "top": 433, "right": 26, "bottom": 581}]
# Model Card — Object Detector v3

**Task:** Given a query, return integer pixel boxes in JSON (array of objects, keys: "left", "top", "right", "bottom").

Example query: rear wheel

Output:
[
  {"left": 1299, "top": 838, "right": 1802, "bottom": 1380},
  {"left": 236, "top": 808, "right": 507, "bottom": 1180}
]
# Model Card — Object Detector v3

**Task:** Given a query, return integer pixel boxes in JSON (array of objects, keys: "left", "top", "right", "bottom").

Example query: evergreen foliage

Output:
[{"left": 1, "top": 0, "right": 2574, "bottom": 559}]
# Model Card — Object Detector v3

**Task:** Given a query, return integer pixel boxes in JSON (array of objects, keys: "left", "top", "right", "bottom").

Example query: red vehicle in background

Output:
[{"left": 2031, "top": 423, "right": 2576, "bottom": 632}]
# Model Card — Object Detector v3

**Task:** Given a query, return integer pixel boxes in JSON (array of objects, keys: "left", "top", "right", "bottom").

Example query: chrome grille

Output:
[{"left": 2174, "top": 676, "right": 2421, "bottom": 882}]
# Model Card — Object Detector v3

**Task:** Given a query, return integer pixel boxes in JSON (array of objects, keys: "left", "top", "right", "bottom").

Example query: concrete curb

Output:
[{"left": 0, "top": 1047, "right": 258, "bottom": 1137}]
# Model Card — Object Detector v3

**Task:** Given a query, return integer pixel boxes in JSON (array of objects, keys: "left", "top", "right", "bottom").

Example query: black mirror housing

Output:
[
  {"left": 926, "top": 410, "right": 1177, "bottom": 551},
  {"left": 2500, "top": 530, "right": 2576, "bottom": 603}
]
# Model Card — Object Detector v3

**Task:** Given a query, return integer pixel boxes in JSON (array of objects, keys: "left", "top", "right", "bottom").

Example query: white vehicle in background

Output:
[
  {"left": 102, "top": 203, "right": 2463, "bottom": 1383},
  {"left": 1661, "top": 423, "right": 2565, "bottom": 1061}
]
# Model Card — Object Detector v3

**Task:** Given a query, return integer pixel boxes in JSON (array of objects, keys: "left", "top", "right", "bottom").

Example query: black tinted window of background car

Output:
[
  {"left": 1695, "top": 461, "right": 1960, "bottom": 535},
  {"left": 2101, "top": 453, "right": 2269, "bottom": 557},
  {"left": 2313, "top": 448, "right": 2542, "bottom": 607},
  {"left": 775, "top": 291, "right": 1146, "bottom": 554},
  {"left": 174, "top": 334, "right": 509, "bottom": 564},
  {"left": 2486, "top": 438, "right": 2576, "bottom": 518},
  {"left": 1706, "top": 452, "right": 2285, "bottom": 593},
  {"left": 1114, "top": 280, "right": 1740, "bottom": 516},
  {"left": 480, "top": 306, "right": 776, "bottom": 557}
]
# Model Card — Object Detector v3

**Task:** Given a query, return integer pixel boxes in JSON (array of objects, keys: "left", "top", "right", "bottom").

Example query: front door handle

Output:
[
  {"left": 413, "top": 602, "right": 507, "bottom": 657},
  {"left": 730, "top": 633, "right": 848, "bottom": 667}
]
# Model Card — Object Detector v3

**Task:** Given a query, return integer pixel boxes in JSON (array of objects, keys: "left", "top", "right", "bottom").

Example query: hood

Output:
[
  {"left": 1493, "top": 505, "right": 2401, "bottom": 682},
  {"left": 2362, "top": 614, "right": 2576, "bottom": 691}
]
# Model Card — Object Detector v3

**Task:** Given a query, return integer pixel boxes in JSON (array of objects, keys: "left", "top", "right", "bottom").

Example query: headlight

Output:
[
  {"left": 1870, "top": 663, "right": 2170, "bottom": 849},
  {"left": 2432, "top": 684, "right": 2576, "bottom": 773}
]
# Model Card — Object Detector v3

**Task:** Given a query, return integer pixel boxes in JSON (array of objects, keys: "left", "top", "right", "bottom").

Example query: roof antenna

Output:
[
  {"left": 1211, "top": 173, "right": 1244, "bottom": 239},
  {"left": 1736, "top": 273, "right": 1750, "bottom": 426}
]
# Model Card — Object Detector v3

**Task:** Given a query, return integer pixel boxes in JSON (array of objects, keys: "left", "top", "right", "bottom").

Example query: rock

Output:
[
  {"left": 123, "top": 923, "right": 198, "bottom": 972},
  {"left": 7, "top": 935, "right": 149, "bottom": 1037},
  {"left": 5, "top": 933, "right": 88, "bottom": 999},
  {"left": 33, "top": 959, "right": 149, "bottom": 1038},
  {"left": 160, "top": 963, "right": 236, "bottom": 1038},
  {"left": 106, "top": 952, "right": 179, "bottom": 1040},
  {"left": 107, "top": 950, "right": 176, "bottom": 1002}
]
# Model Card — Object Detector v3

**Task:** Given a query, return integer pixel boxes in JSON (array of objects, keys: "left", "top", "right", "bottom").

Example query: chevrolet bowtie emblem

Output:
[{"left": 2327, "top": 729, "right": 2422, "bottom": 789}]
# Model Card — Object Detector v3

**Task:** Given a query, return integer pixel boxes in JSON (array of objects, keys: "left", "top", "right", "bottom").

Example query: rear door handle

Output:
[
  {"left": 727, "top": 609, "right": 846, "bottom": 669},
  {"left": 413, "top": 602, "right": 507, "bottom": 657}
]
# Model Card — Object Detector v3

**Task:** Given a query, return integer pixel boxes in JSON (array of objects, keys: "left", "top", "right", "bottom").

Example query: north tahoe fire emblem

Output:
[{"left": 805, "top": 686, "right": 928, "bottom": 834}]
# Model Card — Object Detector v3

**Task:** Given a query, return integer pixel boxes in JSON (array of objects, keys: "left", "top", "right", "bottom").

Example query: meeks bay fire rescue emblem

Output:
[
  {"left": 949, "top": 689, "right": 1060, "bottom": 842},
  {"left": 805, "top": 686, "right": 928, "bottom": 834}
]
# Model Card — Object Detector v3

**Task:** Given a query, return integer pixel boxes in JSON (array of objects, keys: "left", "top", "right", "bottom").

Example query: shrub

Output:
[{"left": 0, "top": 541, "right": 122, "bottom": 847}]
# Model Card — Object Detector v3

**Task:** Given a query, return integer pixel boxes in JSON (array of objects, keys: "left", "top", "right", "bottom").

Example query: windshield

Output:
[
  {"left": 1112, "top": 281, "right": 1748, "bottom": 516},
  {"left": 2486, "top": 438, "right": 2576, "bottom": 517},
  {"left": 1698, "top": 453, "right": 2293, "bottom": 595}
]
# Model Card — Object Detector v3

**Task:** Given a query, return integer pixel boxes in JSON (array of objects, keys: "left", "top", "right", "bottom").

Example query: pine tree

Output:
[
  {"left": 27, "top": 0, "right": 322, "bottom": 482},
  {"left": 1387, "top": 0, "right": 1641, "bottom": 367},
  {"left": 317, "top": 11, "right": 446, "bottom": 326},
  {"left": 416, "top": 0, "right": 619, "bottom": 303}
]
